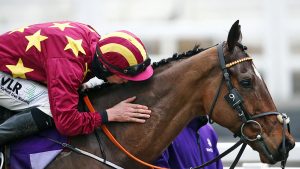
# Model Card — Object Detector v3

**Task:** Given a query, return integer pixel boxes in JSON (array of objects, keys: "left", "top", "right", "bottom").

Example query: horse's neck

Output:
[
  {"left": 144, "top": 48, "right": 219, "bottom": 149},
  {"left": 90, "top": 47, "right": 219, "bottom": 165}
]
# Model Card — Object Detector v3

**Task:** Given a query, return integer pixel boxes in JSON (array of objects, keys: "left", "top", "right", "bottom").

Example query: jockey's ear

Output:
[{"left": 227, "top": 20, "right": 242, "bottom": 53}]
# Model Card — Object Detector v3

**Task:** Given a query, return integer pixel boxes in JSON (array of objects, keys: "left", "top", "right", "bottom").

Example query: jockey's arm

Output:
[
  {"left": 46, "top": 57, "right": 151, "bottom": 136},
  {"left": 47, "top": 57, "right": 102, "bottom": 136}
]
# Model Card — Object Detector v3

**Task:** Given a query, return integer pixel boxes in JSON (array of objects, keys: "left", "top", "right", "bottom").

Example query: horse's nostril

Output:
[
  {"left": 279, "top": 139, "right": 295, "bottom": 153},
  {"left": 286, "top": 140, "right": 295, "bottom": 151}
]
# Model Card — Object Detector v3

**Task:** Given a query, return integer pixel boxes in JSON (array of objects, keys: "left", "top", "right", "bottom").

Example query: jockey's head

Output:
[{"left": 93, "top": 30, "right": 153, "bottom": 83}]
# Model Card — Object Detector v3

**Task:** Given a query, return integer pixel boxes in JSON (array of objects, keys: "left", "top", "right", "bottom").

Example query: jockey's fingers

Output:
[
  {"left": 127, "top": 103, "right": 149, "bottom": 110},
  {"left": 121, "top": 96, "right": 136, "bottom": 103},
  {"left": 127, "top": 107, "right": 151, "bottom": 114},
  {"left": 128, "top": 112, "right": 151, "bottom": 119},
  {"left": 135, "top": 108, "right": 151, "bottom": 114},
  {"left": 128, "top": 118, "right": 146, "bottom": 123}
]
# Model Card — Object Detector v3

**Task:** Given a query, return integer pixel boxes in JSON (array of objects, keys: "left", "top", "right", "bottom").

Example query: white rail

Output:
[{"left": 218, "top": 142, "right": 300, "bottom": 168}]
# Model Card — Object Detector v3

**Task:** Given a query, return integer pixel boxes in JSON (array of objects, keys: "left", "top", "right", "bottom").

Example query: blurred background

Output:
[{"left": 0, "top": 0, "right": 299, "bottom": 168}]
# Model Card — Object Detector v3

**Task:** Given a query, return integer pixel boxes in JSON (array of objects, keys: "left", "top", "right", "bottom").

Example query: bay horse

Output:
[{"left": 48, "top": 20, "right": 295, "bottom": 169}]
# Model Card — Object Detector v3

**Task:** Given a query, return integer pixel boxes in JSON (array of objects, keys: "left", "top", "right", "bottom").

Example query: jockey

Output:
[{"left": 0, "top": 21, "right": 153, "bottom": 145}]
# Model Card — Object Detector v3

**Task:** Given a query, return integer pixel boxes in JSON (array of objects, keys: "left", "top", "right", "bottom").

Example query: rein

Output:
[
  {"left": 83, "top": 96, "right": 167, "bottom": 169},
  {"left": 192, "top": 43, "right": 291, "bottom": 169},
  {"left": 45, "top": 136, "right": 124, "bottom": 169}
]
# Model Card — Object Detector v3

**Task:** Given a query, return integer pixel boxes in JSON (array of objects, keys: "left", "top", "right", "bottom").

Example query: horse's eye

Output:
[{"left": 240, "top": 79, "right": 252, "bottom": 88}]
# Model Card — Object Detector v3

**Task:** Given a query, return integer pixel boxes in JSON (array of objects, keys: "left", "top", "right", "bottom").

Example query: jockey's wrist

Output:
[{"left": 100, "top": 110, "right": 108, "bottom": 124}]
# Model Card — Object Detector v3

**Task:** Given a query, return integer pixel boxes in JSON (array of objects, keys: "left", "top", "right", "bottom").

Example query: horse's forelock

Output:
[{"left": 224, "top": 42, "right": 250, "bottom": 65}]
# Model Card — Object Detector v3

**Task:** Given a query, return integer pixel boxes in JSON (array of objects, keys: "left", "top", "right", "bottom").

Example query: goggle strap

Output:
[{"left": 96, "top": 46, "right": 150, "bottom": 76}]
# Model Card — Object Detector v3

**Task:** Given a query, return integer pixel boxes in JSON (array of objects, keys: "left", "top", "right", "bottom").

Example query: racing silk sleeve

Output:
[
  {"left": 0, "top": 21, "right": 103, "bottom": 136},
  {"left": 44, "top": 22, "right": 103, "bottom": 136},
  {"left": 47, "top": 57, "right": 102, "bottom": 136}
]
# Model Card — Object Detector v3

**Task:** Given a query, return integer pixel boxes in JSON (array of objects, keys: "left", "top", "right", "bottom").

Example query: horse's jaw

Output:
[
  {"left": 249, "top": 137, "right": 294, "bottom": 165},
  {"left": 258, "top": 147, "right": 278, "bottom": 165}
]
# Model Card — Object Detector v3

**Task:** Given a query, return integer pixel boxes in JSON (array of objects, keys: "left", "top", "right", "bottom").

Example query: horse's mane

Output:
[
  {"left": 151, "top": 45, "right": 205, "bottom": 69},
  {"left": 88, "top": 45, "right": 206, "bottom": 92}
]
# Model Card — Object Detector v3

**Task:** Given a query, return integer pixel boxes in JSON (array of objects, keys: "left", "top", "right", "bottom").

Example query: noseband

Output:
[{"left": 192, "top": 43, "right": 291, "bottom": 169}]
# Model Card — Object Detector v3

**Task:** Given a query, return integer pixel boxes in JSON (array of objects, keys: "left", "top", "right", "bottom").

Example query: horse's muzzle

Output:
[
  {"left": 275, "top": 139, "right": 295, "bottom": 161},
  {"left": 263, "top": 137, "right": 295, "bottom": 164}
]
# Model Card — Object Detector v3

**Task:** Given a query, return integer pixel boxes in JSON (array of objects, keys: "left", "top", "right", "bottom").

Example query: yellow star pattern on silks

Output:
[
  {"left": 50, "top": 22, "right": 74, "bottom": 31},
  {"left": 64, "top": 36, "right": 86, "bottom": 57},
  {"left": 6, "top": 58, "right": 34, "bottom": 79},
  {"left": 25, "top": 30, "right": 48, "bottom": 52},
  {"left": 9, "top": 26, "right": 29, "bottom": 34}
]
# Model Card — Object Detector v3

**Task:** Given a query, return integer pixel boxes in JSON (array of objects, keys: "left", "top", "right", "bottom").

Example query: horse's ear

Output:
[{"left": 227, "top": 20, "right": 242, "bottom": 52}]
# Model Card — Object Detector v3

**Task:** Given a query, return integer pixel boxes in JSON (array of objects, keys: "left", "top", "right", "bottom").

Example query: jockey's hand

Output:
[{"left": 106, "top": 96, "right": 151, "bottom": 123}]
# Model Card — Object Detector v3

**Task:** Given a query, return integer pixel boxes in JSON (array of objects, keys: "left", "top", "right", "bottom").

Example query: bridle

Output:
[{"left": 191, "top": 42, "right": 291, "bottom": 169}]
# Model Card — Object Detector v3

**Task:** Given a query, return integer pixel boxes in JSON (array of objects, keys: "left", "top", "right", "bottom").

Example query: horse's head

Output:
[{"left": 207, "top": 20, "right": 295, "bottom": 165}]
